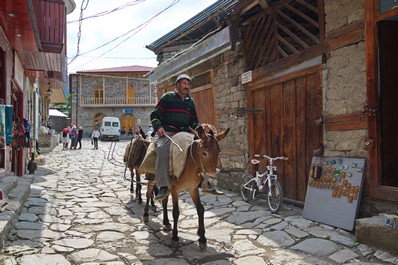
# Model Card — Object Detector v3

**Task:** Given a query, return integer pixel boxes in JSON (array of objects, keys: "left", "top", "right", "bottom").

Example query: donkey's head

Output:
[{"left": 196, "top": 126, "right": 230, "bottom": 177}]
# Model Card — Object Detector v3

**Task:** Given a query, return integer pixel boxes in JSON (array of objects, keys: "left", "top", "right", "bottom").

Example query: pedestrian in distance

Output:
[
  {"left": 47, "top": 117, "right": 52, "bottom": 130},
  {"left": 91, "top": 128, "right": 100, "bottom": 150},
  {"left": 70, "top": 125, "right": 78, "bottom": 149},
  {"left": 77, "top": 126, "right": 83, "bottom": 149},
  {"left": 61, "top": 126, "right": 70, "bottom": 150},
  {"left": 150, "top": 73, "right": 224, "bottom": 200}
]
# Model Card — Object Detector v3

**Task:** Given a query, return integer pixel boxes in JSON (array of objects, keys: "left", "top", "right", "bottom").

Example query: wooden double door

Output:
[{"left": 247, "top": 68, "right": 323, "bottom": 202}]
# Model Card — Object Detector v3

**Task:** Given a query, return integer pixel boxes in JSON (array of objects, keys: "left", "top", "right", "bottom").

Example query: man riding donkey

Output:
[{"left": 151, "top": 74, "right": 224, "bottom": 200}]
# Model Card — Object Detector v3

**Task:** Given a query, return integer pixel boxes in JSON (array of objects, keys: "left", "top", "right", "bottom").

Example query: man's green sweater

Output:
[{"left": 150, "top": 91, "right": 200, "bottom": 133}]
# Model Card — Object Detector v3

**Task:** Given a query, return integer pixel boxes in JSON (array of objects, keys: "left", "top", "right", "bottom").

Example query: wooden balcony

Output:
[
  {"left": 80, "top": 97, "right": 157, "bottom": 107},
  {"left": 33, "top": 0, "right": 66, "bottom": 53}
]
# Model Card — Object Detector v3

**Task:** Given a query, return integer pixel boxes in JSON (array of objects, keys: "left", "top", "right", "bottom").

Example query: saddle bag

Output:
[
  {"left": 124, "top": 138, "right": 149, "bottom": 169},
  {"left": 139, "top": 142, "right": 157, "bottom": 174}
]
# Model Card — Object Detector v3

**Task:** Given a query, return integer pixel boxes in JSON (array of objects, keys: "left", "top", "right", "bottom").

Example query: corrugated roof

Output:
[
  {"left": 77, "top": 65, "right": 154, "bottom": 73},
  {"left": 146, "top": 0, "right": 238, "bottom": 53}
]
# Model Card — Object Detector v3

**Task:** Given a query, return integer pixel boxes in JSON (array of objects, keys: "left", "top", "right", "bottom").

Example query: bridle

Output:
[{"left": 189, "top": 136, "right": 220, "bottom": 177}]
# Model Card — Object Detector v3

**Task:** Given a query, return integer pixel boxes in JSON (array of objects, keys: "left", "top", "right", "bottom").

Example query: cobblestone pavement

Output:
[{"left": 1, "top": 139, "right": 398, "bottom": 265}]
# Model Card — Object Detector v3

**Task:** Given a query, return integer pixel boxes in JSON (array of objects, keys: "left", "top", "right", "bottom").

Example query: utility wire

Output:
[
  {"left": 69, "top": 0, "right": 90, "bottom": 64},
  {"left": 69, "top": 0, "right": 180, "bottom": 70},
  {"left": 68, "top": 0, "right": 145, "bottom": 23},
  {"left": 77, "top": 55, "right": 155, "bottom": 59}
]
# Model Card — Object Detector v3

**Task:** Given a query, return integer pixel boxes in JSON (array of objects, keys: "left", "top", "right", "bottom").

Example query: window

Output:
[{"left": 94, "top": 88, "right": 103, "bottom": 104}]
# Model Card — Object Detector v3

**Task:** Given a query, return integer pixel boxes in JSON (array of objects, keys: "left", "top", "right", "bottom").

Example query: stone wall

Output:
[
  {"left": 323, "top": 0, "right": 367, "bottom": 159},
  {"left": 70, "top": 73, "right": 154, "bottom": 137},
  {"left": 324, "top": 0, "right": 364, "bottom": 33},
  {"left": 323, "top": 0, "right": 398, "bottom": 215},
  {"left": 211, "top": 48, "right": 248, "bottom": 192}
]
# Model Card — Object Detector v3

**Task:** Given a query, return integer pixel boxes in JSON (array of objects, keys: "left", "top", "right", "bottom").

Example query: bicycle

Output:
[{"left": 240, "top": 154, "right": 288, "bottom": 213}]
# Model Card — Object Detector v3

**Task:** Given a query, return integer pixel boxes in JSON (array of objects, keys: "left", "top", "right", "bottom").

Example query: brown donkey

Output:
[{"left": 144, "top": 126, "right": 230, "bottom": 250}]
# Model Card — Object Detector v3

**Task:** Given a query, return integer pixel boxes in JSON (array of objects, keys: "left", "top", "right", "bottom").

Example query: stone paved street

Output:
[{"left": 1, "top": 139, "right": 398, "bottom": 265}]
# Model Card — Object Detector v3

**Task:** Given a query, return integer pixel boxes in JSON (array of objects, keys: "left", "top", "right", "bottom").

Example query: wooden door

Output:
[
  {"left": 248, "top": 69, "right": 323, "bottom": 202},
  {"left": 190, "top": 71, "right": 216, "bottom": 126},
  {"left": 190, "top": 87, "right": 216, "bottom": 126},
  {"left": 127, "top": 85, "right": 134, "bottom": 104},
  {"left": 379, "top": 21, "right": 398, "bottom": 187},
  {"left": 121, "top": 115, "right": 134, "bottom": 132}
]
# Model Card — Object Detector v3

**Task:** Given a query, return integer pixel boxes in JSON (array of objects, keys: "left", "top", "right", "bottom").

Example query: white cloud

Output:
[{"left": 67, "top": 0, "right": 217, "bottom": 73}]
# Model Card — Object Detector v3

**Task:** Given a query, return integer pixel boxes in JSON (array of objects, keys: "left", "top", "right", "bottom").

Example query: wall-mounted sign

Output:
[
  {"left": 124, "top": 109, "right": 134, "bottom": 114},
  {"left": 241, "top": 71, "right": 252, "bottom": 84}
]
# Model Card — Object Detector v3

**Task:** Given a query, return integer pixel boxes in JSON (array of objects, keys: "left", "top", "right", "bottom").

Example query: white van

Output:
[{"left": 100, "top": 117, "right": 120, "bottom": 141}]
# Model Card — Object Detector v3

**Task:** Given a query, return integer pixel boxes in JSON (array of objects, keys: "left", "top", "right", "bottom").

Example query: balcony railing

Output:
[{"left": 80, "top": 97, "right": 157, "bottom": 106}]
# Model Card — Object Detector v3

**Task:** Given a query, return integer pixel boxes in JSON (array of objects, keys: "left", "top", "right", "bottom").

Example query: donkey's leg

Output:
[
  {"left": 171, "top": 192, "right": 180, "bottom": 247},
  {"left": 129, "top": 169, "right": 134, "bottom": 194},
  {"left": 146, "top": 173, "right": 158, "bottom": 211},
  {"left": 136, "top": 170, "right": 142, "bottom": 204},
  {"left": 162, "top": 195, "right": 172, "bottom": 231},
  {"left": 143, "top": 179, "right": 155, "bottom": 223},
  {"left": 151, "top": 184, "right": 159, "bottom": 208},
  {"left": 190, "top": 187, "right": 207, "bottom": 250}
]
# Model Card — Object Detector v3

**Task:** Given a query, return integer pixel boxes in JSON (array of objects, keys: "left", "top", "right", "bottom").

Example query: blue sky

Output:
[{"left": 67, "top": 0, "right": 217, "bottom": 73}]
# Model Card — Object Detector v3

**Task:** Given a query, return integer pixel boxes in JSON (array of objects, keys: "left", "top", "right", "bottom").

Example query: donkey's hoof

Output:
[
  {"left": 171, "top": 240, "right": 179, "bottom": 248},
  {"left": 164, "top": 224, "right": 172, "bottom": 231},
  {"left": 143, "top": 216, "right": 149, "bottom": 223},
  {"left": 199, "top": 241, "right": 207, "bottom": 251},
  {"left": 151, "top": 205, "right": 158, "bottom": 212}
]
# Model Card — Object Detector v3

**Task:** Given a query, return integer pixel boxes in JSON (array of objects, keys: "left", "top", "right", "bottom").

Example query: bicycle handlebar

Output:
[{"left": 254, "top": 154, "right": 289, "bottom": 162}]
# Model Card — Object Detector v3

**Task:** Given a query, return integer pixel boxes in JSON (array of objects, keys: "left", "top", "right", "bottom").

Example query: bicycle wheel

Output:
[
  {"left": 240, "top": 173, "right": 255, "bottom": 201},
  {"left": 267, "top": 180, "right": 283, "bottom": 213}
]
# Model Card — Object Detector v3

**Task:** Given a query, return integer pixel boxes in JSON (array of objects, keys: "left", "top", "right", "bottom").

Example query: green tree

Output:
[{"left": 52, "top": 94, "right": 71, "bottom": 117}]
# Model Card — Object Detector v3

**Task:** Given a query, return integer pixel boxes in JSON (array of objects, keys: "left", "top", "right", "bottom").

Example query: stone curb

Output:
[{"left": 0, "top": 175, "right": 32, "bottom": 249}]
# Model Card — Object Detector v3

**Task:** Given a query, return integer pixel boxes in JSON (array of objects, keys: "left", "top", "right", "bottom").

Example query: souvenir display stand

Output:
[{"left": 303, "top": 157, "right": 366, "bottom": 231}]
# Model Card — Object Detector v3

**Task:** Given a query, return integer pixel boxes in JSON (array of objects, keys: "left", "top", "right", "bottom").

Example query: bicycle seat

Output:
[{"left": 251, "top": 159, "right": 261, "bottom": 165}]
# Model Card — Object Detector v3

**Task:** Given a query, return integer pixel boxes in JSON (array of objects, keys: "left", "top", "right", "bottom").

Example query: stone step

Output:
[
  {"left": 0, "top": 175, "right": 33, "bottom": 248},
  {"left": 356, "top": 215, "right": 398, "bottom": 255}
]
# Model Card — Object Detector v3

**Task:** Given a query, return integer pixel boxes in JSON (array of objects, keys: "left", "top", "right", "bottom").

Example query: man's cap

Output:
[{"left": 175, "top": 74, "right": 191, "bottom": 84}]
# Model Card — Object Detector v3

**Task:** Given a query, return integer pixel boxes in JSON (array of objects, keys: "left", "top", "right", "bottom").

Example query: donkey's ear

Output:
[
  {"left": 216, "top": 128, "right": 230, "bottom": 141},
  {"left": 197, "top": 126, "right": 207, "bottom": 140}
]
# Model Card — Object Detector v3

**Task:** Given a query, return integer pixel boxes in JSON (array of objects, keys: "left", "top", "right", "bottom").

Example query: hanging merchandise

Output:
[
  {"left": 12, "top": 118, "right": 26, "bottom": 149},
  {"left": 5, "top": 105, "right": 13, "bottom": 145},
  {"left": 23, "top": 118, "right": 31, "bottom": 148}
]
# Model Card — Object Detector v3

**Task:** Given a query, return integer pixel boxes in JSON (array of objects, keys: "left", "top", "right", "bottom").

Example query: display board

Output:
[{"left": 303, "top": 157, "right": 365, "bottom": 231}]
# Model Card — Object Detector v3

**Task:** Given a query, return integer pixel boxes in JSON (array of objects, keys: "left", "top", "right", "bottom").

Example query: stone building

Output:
[
  {"left": 0, "top": 0, "right": 75, "bottom": 176},
  {"left": 69, "top": 65, "right": 155, "bottom": 137},
  {"left": 147, "top": 0, "right": 398, "bottom": 216}
]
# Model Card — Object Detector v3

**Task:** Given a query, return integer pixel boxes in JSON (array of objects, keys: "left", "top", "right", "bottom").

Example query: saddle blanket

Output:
[{"left": 139, "top": 132, "right": 195, "bottom": 178}]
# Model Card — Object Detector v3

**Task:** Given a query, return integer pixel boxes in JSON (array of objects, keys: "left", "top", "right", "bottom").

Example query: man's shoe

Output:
[
  {"left": 202, "top": 187, "right": 224, "bottom": 196},
  {"left": 155, "top": 186, "right": 169, "bottom": 200}
]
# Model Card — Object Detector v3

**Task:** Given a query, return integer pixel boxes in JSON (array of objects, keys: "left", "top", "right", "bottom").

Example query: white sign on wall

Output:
[{"left": 241, "top": 71, "right": 252, "bottom": 84}]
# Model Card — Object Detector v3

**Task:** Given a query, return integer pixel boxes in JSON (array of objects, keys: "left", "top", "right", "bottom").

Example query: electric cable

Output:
[
  {"left": 69, "top": 0, "right": 90, "bottom": 64},
  {"left": 68, "top": 0, "right": 180, "bottom": 69},
  {"left": 68, "top": 0, "right": 145, "bottom": 23}
]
